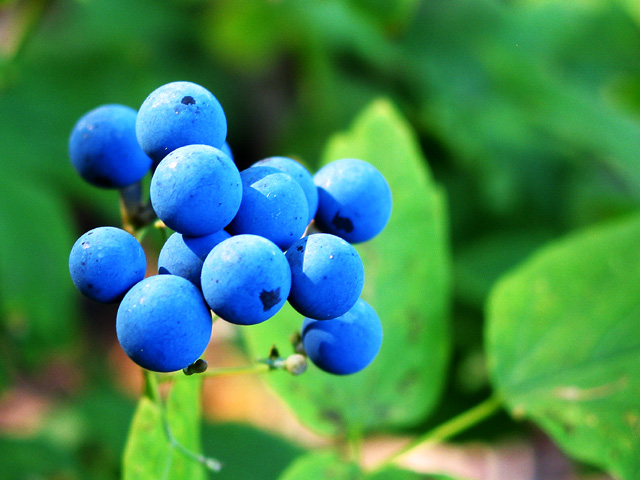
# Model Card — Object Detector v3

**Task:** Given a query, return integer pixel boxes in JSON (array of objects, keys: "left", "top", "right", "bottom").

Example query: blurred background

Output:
[{"left": 1, "top": 0, "right": 639, "bottom": 479}]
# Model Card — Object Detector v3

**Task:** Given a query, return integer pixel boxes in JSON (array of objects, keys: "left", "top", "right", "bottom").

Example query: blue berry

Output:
[
  {"left": 150, "top": 144, "right": 242, "bottom": 237},
  {"left": 301, "top": 299, "right": 383, "bottom": 375},
  {"left": 314, "top": 158, "right": 392, "bottom": 243},
  {"left": 69, "top": 104, "right": 152, "bottom": 188},
  {"left": 253, "top": 156, "right": 319, "bottom": 223},
  {"left": 285, "top": 234, "right": 364, "bottom": 320},
  {"left": 136, "top": 81, "right": 227, "bottom": 163},
  {"left": 227, "top": 166, "right": 308, "bottom": 250},
  {"left": 200, "top": 235, "right": 291, "bottom": 325},
  {"left": 158, "top": 230, "right": 230, "bottom": 289},
  {"left": 69, "top": 226, "right": 146, "bottom": 303},
  {"left": 116, "top": 275, "right": 213, "bottom": 372}
]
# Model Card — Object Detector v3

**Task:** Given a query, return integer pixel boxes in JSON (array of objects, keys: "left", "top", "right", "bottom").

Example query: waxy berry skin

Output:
[
  {"left": 136, "top": 81, "right": 227, "bottom": 164},
  {"left": 314, "top": 158, "right": 392, "bottom": 243},
  {"left": 285, "top": 233, "right": 364, "bottom": 320},
  {"left": 116, "top": 274, "right": 213, "bottom": 373},
  {"left": 253, "top": 156, "right": 319, "bottom": 224},
  {"left": 69, "top": 226, "right": 146, "bottom": 304},
  {"left": 150, "top": 144, "right": 242, "bottom": 237},
  {"left": 69, "top": 104, "right": 152, "bottom": 188},
  {"left": 302, "top": 298, "right": 383, "bottom": 375},
  {"left": 158, "top": 230, "right": 231, "bottom": 289},
  {"left": 201, "top": 235, "right": 292, "bottom": 326},
  {"left": 227, "top": 166, "right": 308, "bottom": 250}
]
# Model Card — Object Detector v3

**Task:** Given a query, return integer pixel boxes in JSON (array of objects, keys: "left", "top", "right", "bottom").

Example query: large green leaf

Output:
[
  {"left": 486, "top": 213, "right": 640, "bottom": 480},
  {"left": 242, "top": 99, "right": 451, "bottom": 436},
  {"left": 122, "top": 374, "right": 206, "bottom": 480}
]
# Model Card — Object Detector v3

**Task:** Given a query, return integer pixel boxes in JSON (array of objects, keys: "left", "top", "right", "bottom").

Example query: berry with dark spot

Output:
[
  {"left": 314, "top": 158, "right": 392, "bottom": 243},
  {"left": 136, "top": 81, "right": 227, "bottom": 164},
  {"left": 201, "top": 235, "right": 291, "bottom": 325},
  {"left": 259, "top": 288, "right": 281, "bottom": 311}
]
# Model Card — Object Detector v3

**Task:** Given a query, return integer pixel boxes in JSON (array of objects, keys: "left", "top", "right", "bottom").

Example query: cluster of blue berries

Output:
[{"left": 68, "top": 81, "right": 391, "bottom": 376}]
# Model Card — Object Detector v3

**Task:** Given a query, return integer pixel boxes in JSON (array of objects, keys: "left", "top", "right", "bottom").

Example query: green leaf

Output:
[
  {"left": 486, "top": 213, "right": 640, "bottom": 480},
  {"left": 122, "top": 374, "right": 206, "bottom": 480},
  {"left": 242, "top": 99, "right": 451, "bottom": 436}
]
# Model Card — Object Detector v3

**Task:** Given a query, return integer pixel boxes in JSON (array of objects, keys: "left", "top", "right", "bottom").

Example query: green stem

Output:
[
  {"left": 369, "top": 395, "right": 503, "bottom": 474},
  {"left": 143, "top": 369, "right": 161, "bottom": 403},
  {"left": 200, "top": 363, "right": 270, "bottom": 378},
  {"left": 347, "top": 428, "right": 364, "bottom": 464},
  {"left": 119, "top": 182, "right": 156, "bottom": 234},
  {"left": 161, "top": 410, "right": 222, "bottom": 472},
  {"left": 142, "top": 369, "right": 222, "bottom": 472}
]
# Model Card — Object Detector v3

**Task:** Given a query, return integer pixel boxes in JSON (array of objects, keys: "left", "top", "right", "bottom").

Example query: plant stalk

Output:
[
  {"left": 200, "top": 363, "right": 271, "bottom": 377},
  {"left": 369, "top": 395, "right": 503, "bottom": 474}
]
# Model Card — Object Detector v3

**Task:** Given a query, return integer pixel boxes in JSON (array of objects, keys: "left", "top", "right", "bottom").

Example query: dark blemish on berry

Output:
[
  {"left": 260, "top": 288, "right": 281, "bottom": 311},
  {"left": 331, "top": 211, "right": 353, "bottom": 233},
  {"left": 296, "top": 246, "right": 303, "bottom": 252},
  {"left": 181, "top": 96, "right": 196, "bottom": 105},
  {"left": 87, "top": 283, "right": 93, "bottom": 289}
]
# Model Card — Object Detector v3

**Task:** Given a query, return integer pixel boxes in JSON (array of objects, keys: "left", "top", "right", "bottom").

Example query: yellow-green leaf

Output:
[{"left": 487, "top": 213, "right": 640, "bottom": 480}]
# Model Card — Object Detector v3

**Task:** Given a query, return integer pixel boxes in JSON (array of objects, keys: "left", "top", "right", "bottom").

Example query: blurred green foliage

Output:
[{"left": 1, "top": 0, "right": 640, "bottom": 478}]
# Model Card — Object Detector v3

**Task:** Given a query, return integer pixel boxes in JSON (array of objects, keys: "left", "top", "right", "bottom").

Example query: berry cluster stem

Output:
[
  {"left": 119, "top": 182, "right": 157, "bottom": 233},
  {"left": 368, "top": 395, "right": 503, "bottom": 474},
  {"left": 200, "top": 363, "right": 270, "bottom": 377}
]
